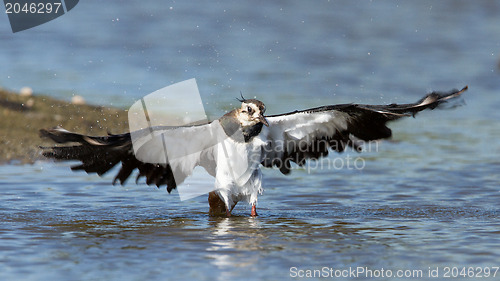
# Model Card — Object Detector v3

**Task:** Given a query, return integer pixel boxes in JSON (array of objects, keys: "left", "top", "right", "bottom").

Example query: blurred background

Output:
[
  {"left": 2, "top": 0, "right": 498, "bottom": 115},
  {"left": 1, "top": 1, "right": 500, "bottom": 281}
]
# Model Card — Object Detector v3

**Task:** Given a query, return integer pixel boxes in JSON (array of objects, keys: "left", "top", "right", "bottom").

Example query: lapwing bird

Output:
[{"left": 40, "top": 86, "right": 467, "bottom": 217}]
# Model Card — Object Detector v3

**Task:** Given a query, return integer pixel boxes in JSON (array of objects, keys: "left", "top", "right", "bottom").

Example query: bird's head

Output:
[{"left": 236, "top": 99, "right": 269, "bottom": 127}]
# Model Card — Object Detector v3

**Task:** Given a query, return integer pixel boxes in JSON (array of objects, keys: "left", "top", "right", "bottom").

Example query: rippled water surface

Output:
[
  {"left": 2, "top": 1, "right": 500, "bottom": 280},
  {"left": 1, "top": 157, "right": 500, "bottom": 281}
]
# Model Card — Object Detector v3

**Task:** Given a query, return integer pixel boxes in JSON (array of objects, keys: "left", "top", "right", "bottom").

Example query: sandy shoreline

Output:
[{"left": 0, "top": 88, "right": 129, "bottom": 164}]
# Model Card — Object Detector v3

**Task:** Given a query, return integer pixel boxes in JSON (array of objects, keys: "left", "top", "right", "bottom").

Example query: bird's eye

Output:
[{"left": 247, "top": 106, "right": 253, "bottom": 113}]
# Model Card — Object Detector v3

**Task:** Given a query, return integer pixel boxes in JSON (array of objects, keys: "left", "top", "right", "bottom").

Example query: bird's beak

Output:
[{"left": 258, "top": 115, "right": 269, "bottom": 127}]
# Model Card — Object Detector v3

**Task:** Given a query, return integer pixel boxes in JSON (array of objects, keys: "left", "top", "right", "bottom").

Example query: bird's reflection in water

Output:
[{"left": 206, "top": 217, "right": 264, "bottom": 275}]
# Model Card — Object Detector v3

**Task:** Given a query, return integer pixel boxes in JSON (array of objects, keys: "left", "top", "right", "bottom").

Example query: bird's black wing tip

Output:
[{"left": 444, "top": 85, "right": 468, "bottom": 99}]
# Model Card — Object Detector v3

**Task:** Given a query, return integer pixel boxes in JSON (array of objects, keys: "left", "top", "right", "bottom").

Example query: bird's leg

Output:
[
  {"left": 225, "top": 201, "right": 239, "bottom": 217},
  {"left": 251, "top": 204, "right": 258, "bottom": 217}
]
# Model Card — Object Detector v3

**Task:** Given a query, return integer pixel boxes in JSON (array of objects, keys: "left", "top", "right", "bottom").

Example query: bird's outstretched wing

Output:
[
  {"left": 261, "top": 86, "right": 468, "bottom": 174},
  {"left": 40, "top": 123, "right": 222, "bottom": 192}
]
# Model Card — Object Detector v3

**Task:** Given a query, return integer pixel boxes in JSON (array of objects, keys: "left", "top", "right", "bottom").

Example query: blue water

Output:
[{"left": 1, "top": 1, "right": 500, "bottom": 280}]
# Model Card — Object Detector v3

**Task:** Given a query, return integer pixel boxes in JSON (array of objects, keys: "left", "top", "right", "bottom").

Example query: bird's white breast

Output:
[{"left": 213, "top": 126, "right": 268, "bottom": 206}]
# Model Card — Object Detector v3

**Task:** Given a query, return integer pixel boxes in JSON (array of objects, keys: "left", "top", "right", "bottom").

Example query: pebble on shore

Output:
[
  {"left": 19, "top": 87, "right": 33, "bottom": 97},
  {"left": 71, "top": 95, "right": 86, "bottom": 105}
]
